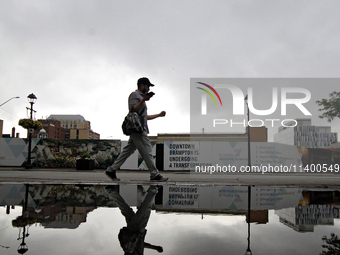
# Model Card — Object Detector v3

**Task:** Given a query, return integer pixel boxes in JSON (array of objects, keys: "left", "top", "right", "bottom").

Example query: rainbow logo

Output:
[{"left": 196, "top": 82, "right": 223, "bottom": 106}]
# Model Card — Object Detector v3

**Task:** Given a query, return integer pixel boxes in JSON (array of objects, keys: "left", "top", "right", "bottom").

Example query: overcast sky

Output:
[{"left": 1, "top": 0, "right": 340, "bottom": 141}]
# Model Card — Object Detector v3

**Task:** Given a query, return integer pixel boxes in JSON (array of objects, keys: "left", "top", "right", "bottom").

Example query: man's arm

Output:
[
  {"left": 144, "top": 242, "right": 163, "bottom": 253},
  {"left": 132, "top": 94, "right": 152, "bottom": 112},
  {"left": 148, "top": 111, "right": 166, "bottom": 120}
]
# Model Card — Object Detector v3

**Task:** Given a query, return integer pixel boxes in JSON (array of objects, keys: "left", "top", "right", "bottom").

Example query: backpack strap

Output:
[{"left": 129, "top": 105, "right": 146, "bottom": 116}]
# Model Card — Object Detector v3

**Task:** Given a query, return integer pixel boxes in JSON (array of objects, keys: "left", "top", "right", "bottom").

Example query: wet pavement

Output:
[
  {"left": 1, "top": 168, "right": 340, "bottom": 254},
  {"left": 1, "top": 167, "right": 340, "bottom": 188},
  {"left": 1, "top": 182, "right": 340, "bottom": 255}
]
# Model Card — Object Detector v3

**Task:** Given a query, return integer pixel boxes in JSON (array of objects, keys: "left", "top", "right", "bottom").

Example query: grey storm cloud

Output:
[{"left": 1, "top": 0, "right": 340, "bottom": 139}]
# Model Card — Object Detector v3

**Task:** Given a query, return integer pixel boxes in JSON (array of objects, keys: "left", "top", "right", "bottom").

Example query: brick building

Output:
[
  {"left": 47, "top": 114, "right": 100, "bottom": 139},
  {"left": 32, "top": 119, "right": 65, "bottom": 139}
]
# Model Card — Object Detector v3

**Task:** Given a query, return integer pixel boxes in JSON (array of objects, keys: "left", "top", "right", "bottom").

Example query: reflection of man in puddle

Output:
[{"left": 105, "top": 185, "right": 163, "bottom": 254}]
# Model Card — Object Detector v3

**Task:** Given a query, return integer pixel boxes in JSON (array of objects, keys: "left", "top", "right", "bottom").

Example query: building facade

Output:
[
  {"left": 69, "top": 129, "right": 100, "bottom": 140},
  {"left": 32, "top": 119, "right": 65, "bottom": 139},
  {"left": 274, "top": 118, "right": 337, "bottom": 148},
  {"left": 154, "top": 126, "right": 268, "bottom": 143},
  {"left": 0, "top": 119, "right": 3, "bottom": 137},
  {"left": 47, "top": 114, "right": 100, "bottom": 139},
  {"left": 48, "top": 114, "right": 91, "bottom": 130}
]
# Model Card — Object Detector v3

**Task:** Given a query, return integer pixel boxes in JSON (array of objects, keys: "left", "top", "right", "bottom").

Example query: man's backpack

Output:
[{"left": 122, "top": 107, "right": 145, "bottom": 135}]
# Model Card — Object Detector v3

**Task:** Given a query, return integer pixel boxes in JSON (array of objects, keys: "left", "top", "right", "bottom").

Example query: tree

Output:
[
  {"left": 320, "top": 233, "right": 340, "bottom": 255},
  {"left": 316, "top": 91, "right": 340, "bottom": 122}
]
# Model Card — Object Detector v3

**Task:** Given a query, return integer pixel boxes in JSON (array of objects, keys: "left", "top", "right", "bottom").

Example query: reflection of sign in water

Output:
[
  {"left": 252, "top": 187, "right": 304, "bottom": 210},
  {"left": 162, "top": 185, "right": 303, "bottom": 211},
  {"left": 163, "top": 185, "right": 199, "bottom": 208},
  {"left": 213, "top": 186, "right": 248, "bottom": 210},
  {"left": 214, "top": 186, "right": 303, "bottom": 210}
]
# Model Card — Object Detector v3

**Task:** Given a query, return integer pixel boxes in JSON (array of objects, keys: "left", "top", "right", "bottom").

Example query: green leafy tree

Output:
[
  {"left": 320, "top": 233, "right": 340, "bottom": 255},
  {"left": 316, "top": 91, "right": 340, "bottom": 122}
]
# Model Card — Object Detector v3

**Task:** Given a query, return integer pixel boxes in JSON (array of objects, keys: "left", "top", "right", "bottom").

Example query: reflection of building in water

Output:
[
  {"left": 303, "top": 190, "right": 340, "bottom": 204},
  {"left": 275, "top": 205, "right": 340, "bottom": 232},
  {"left": 24, "top": 205, "right": 96, "bottom": 229},
  {"left": 4, "top": 183, "right": 340, "bottom": 232},
  {"left": 246, "top": 210, "right": 268, "bottom": 224},
  {"left": 27, "top": 205, "right": 62, "bottom": 223},
  {"left": 41, "top": 207, "right": 96, "bottom": 229},
  {"left": 20, "top": 185, "right": 143, "bottom": 229}
]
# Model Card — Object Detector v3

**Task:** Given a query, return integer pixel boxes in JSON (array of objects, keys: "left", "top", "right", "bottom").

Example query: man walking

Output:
[{"left": 106, "top": 77, "right": 168, "bottom": 182}]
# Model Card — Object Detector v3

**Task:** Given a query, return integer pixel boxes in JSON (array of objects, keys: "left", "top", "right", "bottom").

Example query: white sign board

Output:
[
  {"left": 163, "top": 141, "right": 200, "bottom": 170},
  {"left": 163, "top": 141, "right": 303, "bottom": 171}
]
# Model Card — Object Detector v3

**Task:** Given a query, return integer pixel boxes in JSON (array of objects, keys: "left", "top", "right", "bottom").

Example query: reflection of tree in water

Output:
[{"left": 320, "top": 233, "right": 340, "bottom": 255}]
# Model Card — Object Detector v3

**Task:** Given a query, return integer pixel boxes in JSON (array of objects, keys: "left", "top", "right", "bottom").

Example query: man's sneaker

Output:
[
  {"left": 105, "top": 170, "right": 120, "bottom": 181},
  {"left": 150, "top": 174, "right": 168, "bottom": 182}
]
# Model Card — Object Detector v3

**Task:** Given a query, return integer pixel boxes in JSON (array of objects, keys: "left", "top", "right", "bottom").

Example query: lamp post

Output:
[
  {"left": 244, "top": 95, "right": 252, "bottom": 255},
  {"left": 17, "top": 184, "right": 30, "bottom": 254},
  {"left": 244, "top": 95, "right": 251, "bottom": 168},
  {"left": 25, "top": 94, "right": 37, "bottom": 169},
  {"left": 0, "top": 96, "right": 20, "bottom": 107},
  {"left": 245, "top": 185, "right": 252, "bottom": 255}
]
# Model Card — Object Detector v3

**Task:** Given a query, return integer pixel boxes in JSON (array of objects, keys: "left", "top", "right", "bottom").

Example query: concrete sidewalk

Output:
[{"left": 1, "top": 167, "right": 340, "bottom": 188}]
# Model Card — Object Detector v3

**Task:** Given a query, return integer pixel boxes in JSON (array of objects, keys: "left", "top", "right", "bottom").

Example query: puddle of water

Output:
[{"left": 1, "top": 184, "right": 340, "bottom": 254}]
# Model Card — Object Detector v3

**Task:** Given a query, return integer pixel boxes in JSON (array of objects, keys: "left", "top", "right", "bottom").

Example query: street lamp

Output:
[
  {"left": 17, "top": 233, "right": 28, "bottom": 254},
  {"left": 25, "top": 94, "right": 37, "bottom": 169},
  {"left": 0, "top": 96, "right": 20, "bottom": 107},
  {"left": 27, "top": 94, "right": 37, "bottom": 118}
]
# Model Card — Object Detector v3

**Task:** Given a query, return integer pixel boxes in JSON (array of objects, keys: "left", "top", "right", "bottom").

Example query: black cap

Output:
[{"left": 137, "top": 77, "right": 154, "bottom": 87}]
